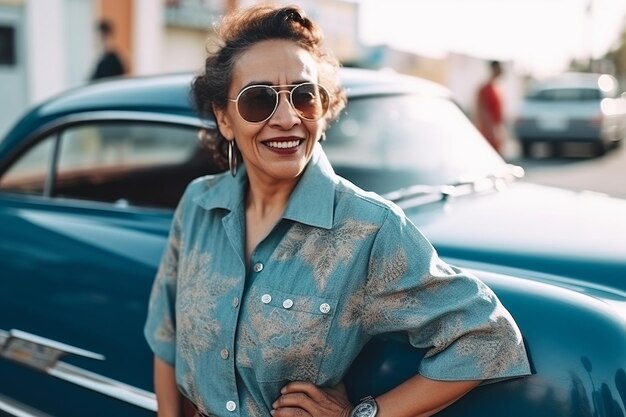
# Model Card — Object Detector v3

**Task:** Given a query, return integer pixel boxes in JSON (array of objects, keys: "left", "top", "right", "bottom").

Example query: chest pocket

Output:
[{"left": 237, "top": 286, "right": 337, "bottom": 383}]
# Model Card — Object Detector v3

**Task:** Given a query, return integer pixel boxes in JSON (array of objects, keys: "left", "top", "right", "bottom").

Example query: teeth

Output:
[{"left": 265, "top": 140, "right": 300, "bottom": 149}]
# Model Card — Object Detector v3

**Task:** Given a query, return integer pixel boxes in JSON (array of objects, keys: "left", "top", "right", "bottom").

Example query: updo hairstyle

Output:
[{"left": 191, "top": 5, "right": 346, "bottom": 163}]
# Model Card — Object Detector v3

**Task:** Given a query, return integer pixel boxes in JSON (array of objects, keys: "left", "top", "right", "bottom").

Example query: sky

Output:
[{"left": 355, "top": 0, "right": 626, "bottom": 77}]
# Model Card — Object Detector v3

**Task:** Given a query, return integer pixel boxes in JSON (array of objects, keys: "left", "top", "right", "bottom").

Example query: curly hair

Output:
[{"left": 191, "top": 4, "right": 346, "bottom": 162}]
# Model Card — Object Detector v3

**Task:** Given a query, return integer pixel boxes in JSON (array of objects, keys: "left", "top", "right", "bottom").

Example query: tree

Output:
[{"left": 604, "top": 17, "right": 626, "bottom": 78}]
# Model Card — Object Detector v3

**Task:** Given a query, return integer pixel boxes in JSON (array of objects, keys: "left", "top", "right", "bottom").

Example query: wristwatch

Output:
[{"left": 350, "top": 396, "right": 378, "bottom": 417}]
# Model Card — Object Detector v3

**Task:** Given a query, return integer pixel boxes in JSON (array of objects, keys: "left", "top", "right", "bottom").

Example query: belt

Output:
[{"left": 181, "top": 395, "right": 210, "bottom": 417}]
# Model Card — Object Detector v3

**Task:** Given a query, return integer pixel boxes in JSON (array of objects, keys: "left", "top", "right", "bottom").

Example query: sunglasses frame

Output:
[{"left": 227, "top": 82, "right": 330, "bottom": 124}]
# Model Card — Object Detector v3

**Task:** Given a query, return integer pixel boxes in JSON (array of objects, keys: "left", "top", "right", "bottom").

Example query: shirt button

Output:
[
  {"left": 253, "top": 262, "right": 264, "bottom": 272},
  {"left": 282, "top": 299, "right": 294, "bottom": 309},
  {"left": 261, "top": 294, "right": 272, "bottom": 304},
  {"left": 319, "top": 303, "right": 331, "bottom": 314},
  {"left": 232, "top": 297, "right": 239, "bottom": 308},
  {"left": 220, "top": 349, "right": 229, "bottom": 359},
  {"left": 226, "top": 401, "right": 237, "bottom": 412}
]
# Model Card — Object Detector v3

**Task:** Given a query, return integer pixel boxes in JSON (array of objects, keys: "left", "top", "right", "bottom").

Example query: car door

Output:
[{"left": 0, "top": 118, "right": 221, "bottom": 417}]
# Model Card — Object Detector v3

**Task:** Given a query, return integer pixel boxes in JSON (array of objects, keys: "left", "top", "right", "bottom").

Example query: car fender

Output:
[{"left": 344, "top": 269, "right": 626, "bottom": 417}]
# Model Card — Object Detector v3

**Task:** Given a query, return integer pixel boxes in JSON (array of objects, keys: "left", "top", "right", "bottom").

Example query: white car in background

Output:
[{"left": 514, "top": 72, "right": 626, "bottom": 157}]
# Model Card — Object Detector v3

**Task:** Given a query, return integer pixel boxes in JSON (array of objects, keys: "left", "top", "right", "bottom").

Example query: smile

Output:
[{"left": 264, "top": 140, "right": 302, "bottom": 149}]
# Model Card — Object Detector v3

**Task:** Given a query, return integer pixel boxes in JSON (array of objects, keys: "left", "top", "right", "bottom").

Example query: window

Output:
[
  {"left": 528, "top": 88, "right": 602, "bottom": 101},
  {"left": 0, "top": 136, "right": 55, "bottom": 195},
  {"left": 0, "top": 122, "right": 226, "bottom": 209},
  {"left": 324, "top": 94, "right": 504, "bottom": 193},
  {"left": 54, "top": 122, "right": 222, "bottom": 208},
  {"left": 0, "top": 25, "right": 16, "bottom": 66}
]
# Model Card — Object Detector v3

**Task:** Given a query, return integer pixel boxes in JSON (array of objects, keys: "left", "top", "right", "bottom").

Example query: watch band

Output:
[{"left": 350, "top": 396, "right": 378, "bottom": 417}]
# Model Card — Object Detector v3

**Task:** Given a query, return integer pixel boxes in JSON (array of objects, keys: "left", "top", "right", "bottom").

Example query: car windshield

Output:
[{"left": 323, "top": 94, "right": 506, "bottom": 194}]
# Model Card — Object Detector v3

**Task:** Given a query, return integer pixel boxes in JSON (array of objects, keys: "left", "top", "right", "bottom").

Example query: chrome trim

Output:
[
  {"left": 1, "top": 329, "right": 104, "bottom": 371},
  {"left": 49, "top": 362, "right": 157, "bottom": 411},
  {"left": 7, "top": 329, "right": 105, "bottom": 361},
  {"left": 0, "top": 329, "right": 157, "bottom": 411},
  {"left": 28, "top": 111, "right": 209, "bottom": 143},
  {"left": 43, "top": 132, "right": 61, "bottom": 198},
  {"left": 0, "top": 394, "right": 53, "bottom": 417}
]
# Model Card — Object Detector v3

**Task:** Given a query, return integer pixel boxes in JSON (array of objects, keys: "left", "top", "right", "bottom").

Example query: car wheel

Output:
[
  {"left": 521, "top": 142, "right": 533, "bottom": 158},
  {"left": 551, "top": 142, "right": 563, "bottom": 158},
  {"left": 593, "top": 141, "right": 608, "bottom": 157}
]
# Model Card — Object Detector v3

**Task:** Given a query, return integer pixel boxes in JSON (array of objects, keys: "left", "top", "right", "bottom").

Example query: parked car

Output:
[
  {"left": 1, "top": 68, "right": 625, "bottom": 417},
  {"left": 514, "top": 72, "right": 626, "bottom": 157}
]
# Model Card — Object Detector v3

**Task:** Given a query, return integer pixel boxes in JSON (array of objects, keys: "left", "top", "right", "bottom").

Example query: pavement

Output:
[{"left": 503, "top": 138, "right": 626, "bottom": 199}]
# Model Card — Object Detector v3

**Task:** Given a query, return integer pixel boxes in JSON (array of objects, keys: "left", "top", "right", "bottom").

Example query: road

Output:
[{"left": 504, "top": 142, "right": 626, "bottom": 199}]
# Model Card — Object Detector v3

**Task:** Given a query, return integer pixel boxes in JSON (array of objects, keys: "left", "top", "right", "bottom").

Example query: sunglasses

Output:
[{"left": 227, "top": 82, "right": 330, "bottom": 124}]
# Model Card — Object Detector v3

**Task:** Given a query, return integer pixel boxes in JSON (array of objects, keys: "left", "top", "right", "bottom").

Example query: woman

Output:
[{"left": 144, "top": 5, "right": 531, "bottom": 417}]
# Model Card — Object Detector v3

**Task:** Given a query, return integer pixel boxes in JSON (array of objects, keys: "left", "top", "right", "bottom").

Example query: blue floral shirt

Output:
[{"left": 144, "top": 144, "right": 530, "bottom": 417}]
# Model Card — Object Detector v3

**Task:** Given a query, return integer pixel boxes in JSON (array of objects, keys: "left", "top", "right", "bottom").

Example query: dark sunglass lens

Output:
[
  {"left": 238, "top": 86, "right": 277, "bottom": 122},
  {"left": 292, "top": 83, "right": 329, "bottom": 120}
]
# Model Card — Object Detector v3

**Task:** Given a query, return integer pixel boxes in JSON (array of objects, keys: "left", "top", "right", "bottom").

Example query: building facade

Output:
[
  {"left": 0, "top": 0, "right": 361, "bottom": 137},
  {"left": 3, "top": 0, "right": 522, "bottom": 144}
]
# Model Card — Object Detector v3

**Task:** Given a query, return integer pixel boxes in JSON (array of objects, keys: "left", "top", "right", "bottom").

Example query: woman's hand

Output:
[{"left": 271, "top": 380, "right": 353, "bottom": 417}]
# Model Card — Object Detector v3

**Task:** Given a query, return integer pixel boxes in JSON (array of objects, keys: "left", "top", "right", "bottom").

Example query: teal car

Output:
[{"left": 0, "top": 69, "right": 625, "bottom": 417}]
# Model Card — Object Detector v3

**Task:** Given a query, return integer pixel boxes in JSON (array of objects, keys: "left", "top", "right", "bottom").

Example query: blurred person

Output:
[
  {"left": 90, "top": 19, "right": 126, "bottom": 81},
  {"left": 475, "top": 60, "right": 505, "bottom": 154},
  {"left": 144, "top": 5, "right": 531, "bottom": 417}
]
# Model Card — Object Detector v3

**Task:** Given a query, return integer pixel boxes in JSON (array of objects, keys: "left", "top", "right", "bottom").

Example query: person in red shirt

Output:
[{"left": 475, "top": 61, "right": 505, "bottom": 154}]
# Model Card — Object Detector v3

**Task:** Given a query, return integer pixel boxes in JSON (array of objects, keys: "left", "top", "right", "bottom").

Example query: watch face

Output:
[{"left": 353, "top": 400, "right": 377, "bottom": 417}]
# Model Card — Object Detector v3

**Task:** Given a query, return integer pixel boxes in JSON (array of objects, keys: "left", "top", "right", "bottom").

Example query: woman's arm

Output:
[
  {"left": 154, "top": 355, "right": 182, "bottom": 417},
  {"left": 272, "top": 374, "right": 480, "bottom": 417},
  {"left": 376, "top": 374, "right": 480, "bottom": 417}
]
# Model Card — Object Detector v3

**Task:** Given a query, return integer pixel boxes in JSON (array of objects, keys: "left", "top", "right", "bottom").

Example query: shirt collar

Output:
[
  {"left": 282, "top": 143, "right": 336, "bottom": 230},
  {"left": 192, "top": 143, "right": 336, "bottom": 230},
  {"left": 192, "top": 165, "right": 248, "bottom": 212}
]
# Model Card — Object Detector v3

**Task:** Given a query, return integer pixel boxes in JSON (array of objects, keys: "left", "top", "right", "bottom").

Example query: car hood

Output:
[{"left": 404, "top": 181, "right": 626, "bottom": 291}]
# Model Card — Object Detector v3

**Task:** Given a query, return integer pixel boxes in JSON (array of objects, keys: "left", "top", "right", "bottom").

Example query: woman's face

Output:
[{"left": 214, "top": 39, "right": 326, "bottom": 186}]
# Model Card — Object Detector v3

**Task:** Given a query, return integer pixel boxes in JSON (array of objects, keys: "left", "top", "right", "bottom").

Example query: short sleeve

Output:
[
  {"left": 362, "top": 207, "right": 531, "bottom": 382},
  {"left": 143, "top": 195, "right": 185, "bottom": 365}
]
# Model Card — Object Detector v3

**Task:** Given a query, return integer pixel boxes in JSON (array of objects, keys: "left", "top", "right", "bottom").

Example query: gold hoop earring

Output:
[{"left": 228, "top": 140, "right": 238, "bottom": 177}]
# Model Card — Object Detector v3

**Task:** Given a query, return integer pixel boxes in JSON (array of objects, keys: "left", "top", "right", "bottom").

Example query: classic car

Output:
[{"left": 1, "top": 68, "right": 625, "bottom": 417}]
